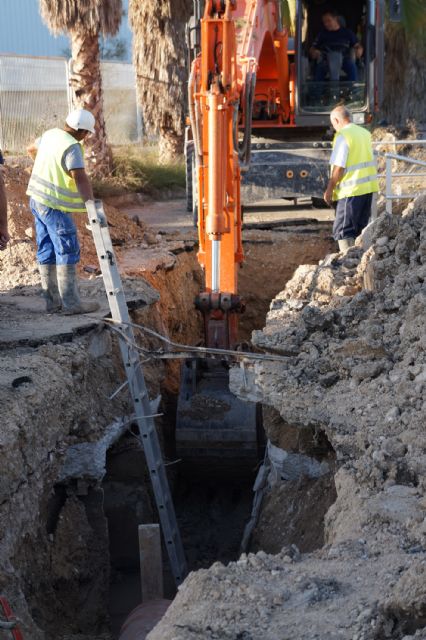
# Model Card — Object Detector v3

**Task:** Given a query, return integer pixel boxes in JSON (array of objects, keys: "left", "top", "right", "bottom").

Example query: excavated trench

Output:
[
  {"left": 2, "top": 214, "right": 339, "bottom": 639},
  {"left": 101, "top": 217, "right": 339, "bottom": 636}
]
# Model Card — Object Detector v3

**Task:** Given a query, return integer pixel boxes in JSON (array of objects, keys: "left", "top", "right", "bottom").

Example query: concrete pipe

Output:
[{"left": 119, "top": 600, "right": 171, "bottom": 640}]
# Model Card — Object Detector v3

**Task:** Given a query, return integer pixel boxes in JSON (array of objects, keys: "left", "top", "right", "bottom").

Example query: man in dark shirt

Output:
[{"left": 309, "top": 10, "right": 363, "bottom": 81}]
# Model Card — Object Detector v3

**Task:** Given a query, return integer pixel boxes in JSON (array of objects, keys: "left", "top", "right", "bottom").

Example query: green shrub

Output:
[{"left": 93, "top": 145, "right": 185, "bottom": 197}]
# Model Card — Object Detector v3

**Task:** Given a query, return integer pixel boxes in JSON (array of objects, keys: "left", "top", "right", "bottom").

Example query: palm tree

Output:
[
  {"left": 382, "top": 0, "right": 426, "bottom": 124},
  {"left": 39, "top": 0, "right": 123, "bottom": 177},
  {"left": 129, "top": 0, "right": 192, "bottom": 163}
]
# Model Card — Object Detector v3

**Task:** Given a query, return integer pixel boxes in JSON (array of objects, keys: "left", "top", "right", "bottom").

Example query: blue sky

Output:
[{"left": 0, "top": 0, "right": 132, "bottom": 61}]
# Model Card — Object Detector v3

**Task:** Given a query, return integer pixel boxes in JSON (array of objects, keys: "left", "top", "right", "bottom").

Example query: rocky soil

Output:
[
  {"left": 4, "top": 154, "right": 426, "bottom": 639},
  {"left": 149, "top": 196, "right": 426, "bottom": 640},
  {"left": 0, "top": 275, "right": 200, "bottom": 640}
]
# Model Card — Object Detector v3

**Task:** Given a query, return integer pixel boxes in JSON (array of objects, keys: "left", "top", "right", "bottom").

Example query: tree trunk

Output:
[
  {"left": 70, "top": 31, "right": 113, "bottom": 178},
  {"left": 382, "top": 25, "right": 426, "bottom": 125},
  {"left": 129, "top": 0, "right": 192, "bottom": 163}
]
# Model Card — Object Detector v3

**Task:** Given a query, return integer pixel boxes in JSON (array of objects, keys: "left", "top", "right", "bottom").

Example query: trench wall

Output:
[{"left": 0, "top": 249, "right": 202, "bottom": 639}]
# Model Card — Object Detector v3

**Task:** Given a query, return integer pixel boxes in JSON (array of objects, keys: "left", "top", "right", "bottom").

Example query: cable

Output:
[{"left": 101, "top": 317, "right": 290, "bottom": 364}]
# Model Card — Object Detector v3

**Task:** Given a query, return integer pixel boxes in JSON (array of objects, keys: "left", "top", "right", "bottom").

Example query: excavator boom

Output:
[
  {"left": 177, "top": 0, "right": 288, "bottom": 466},
  {"left": 190, "top": 0, "right": 289, "bottom": 349}
]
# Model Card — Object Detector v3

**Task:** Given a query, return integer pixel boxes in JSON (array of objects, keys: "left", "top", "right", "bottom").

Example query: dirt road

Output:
[{"left": 120, "top": 198, "right": 334, "bottom": 234}]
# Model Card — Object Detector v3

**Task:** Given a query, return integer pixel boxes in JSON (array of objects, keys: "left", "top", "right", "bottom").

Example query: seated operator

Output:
[{"left": 309, "top": 10, "right": 363, "bottom": 82}]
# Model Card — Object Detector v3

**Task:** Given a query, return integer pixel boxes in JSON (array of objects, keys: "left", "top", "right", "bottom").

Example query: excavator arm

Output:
[
  {"left": 189, "top": 0, "right": 290, "bottom": 349},
  {"left": 176, "top": 0, "right": 290, "bottom": 474},
  {"left": 177, "top": 0, "right": 290, "bottom": 467}
]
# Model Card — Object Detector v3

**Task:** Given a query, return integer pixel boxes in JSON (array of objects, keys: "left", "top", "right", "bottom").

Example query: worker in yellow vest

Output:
[
  {"left": 27, "top": 109, "right": 99, "bottom": 314},
  {"left": 324, "top": 105, "right": 378, "bottom": 252}
]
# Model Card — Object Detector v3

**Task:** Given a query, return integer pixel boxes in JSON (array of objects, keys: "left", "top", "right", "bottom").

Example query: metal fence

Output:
[
  {"left": 373, "top": 140, "right": 426, "bottom": 214},
  {"left": 0, "top": 54, "right": 141, "bottom": 152}
]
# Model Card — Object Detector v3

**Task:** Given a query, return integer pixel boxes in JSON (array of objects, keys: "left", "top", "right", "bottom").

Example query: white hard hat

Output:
[{"left": 66, "top": 109, "right": 95, "bottom": 134}]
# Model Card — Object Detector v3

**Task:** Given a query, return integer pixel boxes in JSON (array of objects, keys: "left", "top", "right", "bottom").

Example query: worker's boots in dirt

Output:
[
  {"left": 56, "top": 264, "right": 100, "bottom": 315},
  {"left": 39, "top": 264, "right": 62, "bottom": 313},
  {"left": 338, "top": 238, "right": 355, "bottom": 252}
]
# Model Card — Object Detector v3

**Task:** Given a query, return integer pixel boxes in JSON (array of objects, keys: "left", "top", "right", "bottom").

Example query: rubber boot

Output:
[
  {"left": 38, "top": 264, "right": 62, "bottom": 313},
  {"left": 56, "top": 264, "right": 100, "bottom": 315},
  {"left": 338, "top": 238, "right": 355, "bottom": 252}
]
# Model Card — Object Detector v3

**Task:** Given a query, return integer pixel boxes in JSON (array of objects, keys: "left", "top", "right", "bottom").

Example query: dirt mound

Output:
[{"left": 149, "top": 196, "right": 426, "bottom": 639}]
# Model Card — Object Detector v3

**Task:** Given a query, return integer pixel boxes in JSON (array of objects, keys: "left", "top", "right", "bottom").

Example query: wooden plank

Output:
[{"left": 138, "top": 524, "right": 164, "bottom": 602}]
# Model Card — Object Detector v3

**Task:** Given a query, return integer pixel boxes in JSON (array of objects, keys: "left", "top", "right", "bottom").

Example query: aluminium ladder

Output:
[{"left": 86, "top": 199, "right": 187, "bottom": 586}]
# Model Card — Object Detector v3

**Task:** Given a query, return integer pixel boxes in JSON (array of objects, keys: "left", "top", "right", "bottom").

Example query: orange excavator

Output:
[
  {"left": 189, "top": 0, "right": 292, "bottom": 350},
  {"left": 177, "top": 0, "right": 386, "bottom": 464},
  {"left": 176, "top": 0, "right": 292, "bottom": 466}
]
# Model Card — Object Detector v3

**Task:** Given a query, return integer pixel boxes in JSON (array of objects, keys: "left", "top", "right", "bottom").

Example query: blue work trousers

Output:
[
  {"left": 314, "top": 55, "right": 357, "bottom": 82},
  {"left": 333, "top": 193, "right": 373, "bottom": 240},
  {"left": 30, "top": 198, "right": 80, "bottom": 265}
]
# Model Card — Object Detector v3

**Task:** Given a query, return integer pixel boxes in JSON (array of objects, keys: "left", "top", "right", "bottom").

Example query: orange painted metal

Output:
[
  {"left": 191, "top": 0, "right": 289, "bottom": 347},
  {"left": 206, "top": 85, "right": 228, "bottom": 238}
]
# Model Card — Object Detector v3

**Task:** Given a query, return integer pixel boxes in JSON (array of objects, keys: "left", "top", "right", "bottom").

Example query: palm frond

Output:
[{"left": 39, "top": 0, "right": 123, "bottom": 36}]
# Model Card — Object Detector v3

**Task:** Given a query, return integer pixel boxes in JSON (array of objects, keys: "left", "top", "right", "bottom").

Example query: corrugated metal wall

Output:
[{"left": 0, "top": 55, "right": 140, "bottom": 151}]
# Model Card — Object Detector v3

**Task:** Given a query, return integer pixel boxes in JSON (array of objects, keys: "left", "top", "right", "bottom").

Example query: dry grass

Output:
[{"left": 93, "top": 144, "right": 185, "bottom": 197}]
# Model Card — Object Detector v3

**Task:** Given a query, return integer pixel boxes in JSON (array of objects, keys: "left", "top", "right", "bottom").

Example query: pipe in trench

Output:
[{"left": 118, "top": 599, "right": 171, "bottom": 640}]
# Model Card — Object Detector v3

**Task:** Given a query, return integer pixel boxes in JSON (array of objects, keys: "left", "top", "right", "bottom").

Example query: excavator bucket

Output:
[{"left": 176, "top": 359, "right": 262, "bottom": 474}]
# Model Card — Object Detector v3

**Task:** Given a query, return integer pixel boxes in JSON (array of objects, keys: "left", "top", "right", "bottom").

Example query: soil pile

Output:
[{"left": 149, "top": 196, "right": 426, "bottom": 639}]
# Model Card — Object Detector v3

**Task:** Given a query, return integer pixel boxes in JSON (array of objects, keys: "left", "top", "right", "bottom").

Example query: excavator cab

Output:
[
  {"left": 295, "top": 0, "right": 385, "bottom": 127},
  {"left": 185, "top": 0, "right": 385, "bottom": 209}
]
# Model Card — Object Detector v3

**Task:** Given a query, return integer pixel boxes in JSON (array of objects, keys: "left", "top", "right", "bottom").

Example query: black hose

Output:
[{"left": 233, "top": 72, "right": 256, "bottom": 168}]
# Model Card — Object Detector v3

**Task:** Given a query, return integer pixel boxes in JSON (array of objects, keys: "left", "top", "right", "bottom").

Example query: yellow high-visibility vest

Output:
[
  {"left": 332, "top": 123, "right": 379, "bottom": 201},
  {"left": 27, "top": 128, "right": 86, "bottom": 213}
]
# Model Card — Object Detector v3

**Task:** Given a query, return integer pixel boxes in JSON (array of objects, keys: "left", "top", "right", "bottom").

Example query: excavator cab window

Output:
[{"left": 298, "top": 0, "right": 368, "bottom": 113}]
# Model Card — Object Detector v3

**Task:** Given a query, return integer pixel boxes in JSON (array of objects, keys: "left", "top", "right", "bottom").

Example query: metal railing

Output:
[
  {"left": 373, "top": 139, "right": 426, "bottom": 215},
  {"left": 383, "top": 152, "right": 426, "bottom": 214}
]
